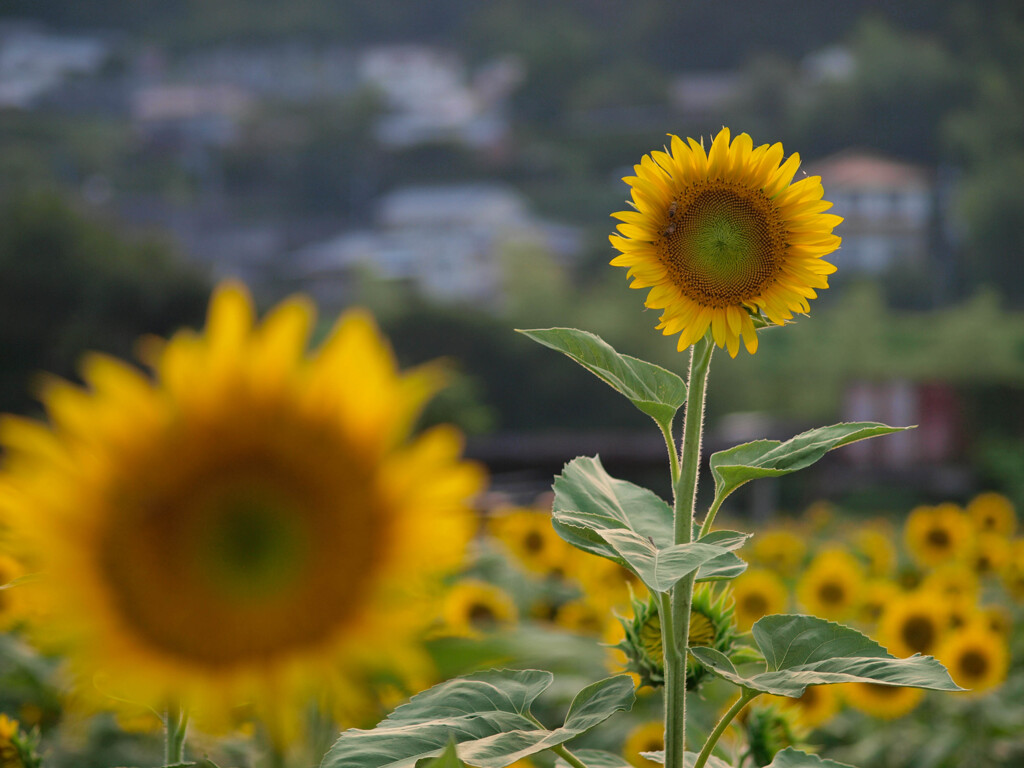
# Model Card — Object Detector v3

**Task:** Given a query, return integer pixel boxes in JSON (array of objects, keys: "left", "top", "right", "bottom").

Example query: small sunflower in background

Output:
[
  {"left": 1001, "top": 539, "right": 1024, "bottom": 601},
  {"left": 732, "top": 569, "right": 789, "bottom": 631},
  {"left": 552, "top": 599, "right": 607, "bottom": 637},
  {"left": 967, "top": 492, "right": 1017, "bottom": 538},
  {"left": 749, "top": 528, "right": 806, "bottom": 577},
  {"left": 487, "top": 507, "right": 568, "bottom": 578},
  {"left": 765, "top": 685, "right": 840, "bottom": 731},
  {"left": 937, "top": 624, "right": 1009, "bottom": 696},
  {"left": 854, "top": 579, "right": 902, "bottom": 628},
  {"left": 609, "top": 127, "right": 842, "bottom": 357},
  {"left": 877, "top": 591, "right": 949, "bottom": 658},
  {"left": 903, "top": 503, "right": 974, "bottom": 569},
  {"left": 796, "top": 548, "right": 864, "bottom": 621},
  {"left": 0, "top": 283, "right": 483, "bottom": 737},
  {"left": 970, "top": 531, "right": 1011, "bottom": 577},
  {"left": 920, "top": 562, "right": 980, "bottom": 607},
  {"left": 841, "top": 682, "right": 924, "bottom": 720},
  {"left": 574, "top": 555, "right": 647, "bottom": 612},
  {"left": 622, "top": 720, "right": 664, "bottom": 768},
  {"left": 441, "top": 580, "right": 518, "bottom": 637},
  {"left": 851, "top": 524, "right": 897, "bottom": 578}
]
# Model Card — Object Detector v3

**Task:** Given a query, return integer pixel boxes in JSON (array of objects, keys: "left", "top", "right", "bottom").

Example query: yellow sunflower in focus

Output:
[
  {"left": 610, "top": 127, "right": 841, "bottom": 357},
  {"left": 903, "top": 503, "right": 973, "bottom": 568},
  {"left": 937, "top": 625, "right": 1008, "bottom": 696},
  {"left": 0, "top": 283, "right": 483, "bottom": 736},
  {"left": 441, "top": 580, "right": 517, "bottom": 638},
  {"left": 795, "top": 548, "right": 864, "bottom": 621},
  {"left": 841, "top": 682, "right": 923, "bottom": 720},
  {"left": 877, "top": 591, "right": 949, "bottom": 658},
  {"left": 967, "top": 492, "right": 1016, "bottom": 537},
  {"left": 732, "top": 568, "right": 789, "bottom": 631}
]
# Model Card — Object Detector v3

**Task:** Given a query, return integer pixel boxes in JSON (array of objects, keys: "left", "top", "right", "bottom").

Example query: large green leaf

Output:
[
  {"left": 320, "top": 671, "right": 635, "bottom": 768},
  {"left": 551, "top": 456, "right": 749, "bottom": 590},
  {"left": 709, "top": 423, "right": 911, "bottom": 508},
  {"left": 517, "top": 328, "right": 686, "bottom": 431},
  {"left": 690, "top": 615, "right": 961, "bottom": 697},
  {"left": 767, "top": 748, "right": 856, "bottom": 768}
]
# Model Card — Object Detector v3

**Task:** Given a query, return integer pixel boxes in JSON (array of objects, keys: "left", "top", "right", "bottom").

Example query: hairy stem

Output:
[
  {"left": 663, "top": 335, "right": 713, "bottom": 768},
  {"left": 693, "top": 690, "right": 758, "bottom": 768}
]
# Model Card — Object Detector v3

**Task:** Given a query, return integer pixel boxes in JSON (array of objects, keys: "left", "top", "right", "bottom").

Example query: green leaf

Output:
[
  {"left": 690, "top": 615, "right": 962, "bottom": 697},
  {"left": 551, "top": 456, "right": 749, "bottom": 591},
  {"left": 517, "top": 328, "right": 686, "bottom": 431},
  {"left": 709, "top": 423, "right": 912, "bottom": 508},
  {"left": 767, "top": 748, "right": 857, "bottom": 768},
  {"left": 636, "top": 752, "right": 732, "bottom": 768},
  {"left": 555, "top": 750, "right": 633, "bottom": 768},
  {"left": 416, "top": 741, "right": 467, "bottom": 768},
  {"left": 320, "top": 671, "right": 635, "bottom": 768}
]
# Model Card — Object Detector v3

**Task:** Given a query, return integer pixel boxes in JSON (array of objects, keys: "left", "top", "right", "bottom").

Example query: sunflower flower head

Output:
[
  {"left": 0, "top": 282, "right": 484, "bottom": 739},
  {"left": 610, "top": 127, "right": 841, "bottom": 357}
]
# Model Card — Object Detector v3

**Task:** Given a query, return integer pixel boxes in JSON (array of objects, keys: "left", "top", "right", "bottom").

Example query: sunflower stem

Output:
[
  {"left": 664, "top": 334, "right": 713, "bottom": 768},
  {"left": 693, "top": 689, "right": 758, "bottom": 768},
  {"left": 659, "top": 421, "right": 682, "bottom": 487},
  {"left": 697, "top": 496, "right": 724, "bottom": 540},
  {"left": 549, "top": 744, "right": 591, "bottom": 768},
  {"left": 164, "top": 701, "right": 188, "bottom": 764}
]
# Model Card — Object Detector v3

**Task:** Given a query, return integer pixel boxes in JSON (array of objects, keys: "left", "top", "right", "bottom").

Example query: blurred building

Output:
[
  {"left": 131, "top": 83, "right": 254, "bottom": 148},
  {"left": 0, "top": 21, "right": 110, "bottom": 108},
  {"left": 809, "top": 150, "right": 934, "bottom": 276},
  {"left": 289, "top": 183, "right": 578, "bottom": 309}
]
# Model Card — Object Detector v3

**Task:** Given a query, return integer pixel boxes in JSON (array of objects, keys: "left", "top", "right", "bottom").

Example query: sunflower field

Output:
[{"left": 0, "top": 128, "right": 1018, "bottom": 768}]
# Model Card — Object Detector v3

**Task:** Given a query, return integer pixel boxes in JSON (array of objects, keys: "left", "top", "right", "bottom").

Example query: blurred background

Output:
[{"left": 1, "top": 0, "right": 1023, "bottom": 515}]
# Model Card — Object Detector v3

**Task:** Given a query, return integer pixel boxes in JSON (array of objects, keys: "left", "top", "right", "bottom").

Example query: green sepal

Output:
[
  {"left": 516, "top": 328, "right": 686, "bottom": 433},
  {"left": 689, "top": 614, "right": 961, "bottom": 698},
  {"left": 320, "top": 670, "right": 635, "bottom": 768},
  {"left": 709, "top": 422, "right": 912, "bottom": 509},
  {"left": 767, "top": 748, "right": 857, "bottom": 768}
]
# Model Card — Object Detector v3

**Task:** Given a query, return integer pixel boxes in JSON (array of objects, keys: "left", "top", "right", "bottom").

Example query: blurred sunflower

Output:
[
  {"left": 854, "top": 579, "right": 902, "bottom": 628},
  {"left": 553, "top": 599, "right": 607, "bottom": 637},
  {"left": 796, "top": 548, "right": 864, "bottom": 621},
  {"left": 903, "top": 503, "right": 973, "bottom": 569},
  {"left": 979, "top": 604, "right": 1012, "bottom": 637},
  {"left": 877, "top": 591, "right": 949, "bottom": 658},
  {"left": 731, "top": 568, "right": 788, "bottom": 631},
  {"left": 488, "top": 508, "right": 567, "bottom": 577},
  {"left": 609, "top": 127, "right": 841, "bottom": 357},
  {"left": 841, "top": 682, "right": 924, "bottom": 720},
  {"left": 742, "top": 701, "right": 808, "bottom": 767},
  {"left": 920, "top": 562, "right": 979, "bottom": 607},
  {"left": 969, "top": 531, "right": 1011, "bottom": 577},
  {"left": 441, "top": 580, "right": 517, "bottom": 637},
  {"left": 0, "top": 283, "right": 483, "bottom": 736},
  {"left": 1002, "top": 539, "right": 1024, "bottom": 601},
  {"left": 852, "top": 525, "right": 897, "bottom": 578},
  {"left": 750, "top": 528, "right": 806, "bottom": 577},
  {"left": 937, "top": 624, "right": 1008, "bottom": 696},
  {"left": 966, "top": 492, "right": 1016, "bottom": 537},
  {"left": 0, "top": 554, "right": 26, "bottom": 630},
  {"left": 622, "top": 720, "right": 664, "bottom": 768},
  {"left": 574, "top": 555, "right": 647, "bottom": 611},
  {"left": 765, "top": 685, "right": 839, "bottom": 730}
]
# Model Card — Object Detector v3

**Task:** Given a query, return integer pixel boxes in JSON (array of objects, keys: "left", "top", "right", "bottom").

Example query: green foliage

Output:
[
  {"left": 416, "top": 741, "right": 467, "bottom": 768},
  {"left": 320, "top": 670, "right": 635, "bottom": 768},
  {"left": 768, "top": 749, "right": 856, "bottom": 768},
  {"left": 518, "top": 328, "right": 686, "bottom": 434},
  {"left": 551, "top": 456, "right": 748, "bottom": 591},
  {"left": 555, "top": 749, "right": 633, "bottom": 768},
  {"left": 690, "top": 615, "right": 960, "bottom": 698},
  {"left": 0, "top": 193, "right": 209, "bottom": 415},
  {"left": 709, "top": 422, "right": 911, "bottom": 510},
  {"left": 630, "top": 752, "right": 733, "bottom": 768}
]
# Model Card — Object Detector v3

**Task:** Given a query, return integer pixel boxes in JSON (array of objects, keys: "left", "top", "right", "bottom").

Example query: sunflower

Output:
[
  {"left": 841, "top": 682, "right": 924, "bottom": 720},
  {"left": 0, "top": 554, "right": 26, "bottom": 630},
  {"left": 742, "top": 701, "right": 809, "bottom": 768},
  {"left": 1002, "top": 539, "right": 1024, "bottom": 601},
  {"left": 750, "top": 527, "right": 806, "bottom": 577},
  {"left": 920, "top": 562, "right": 979, "bottom": 607},
  {"left": 487, "top": 507, "right": 568, "bottom": 578},
  {"left": 936, "top": 625, "right": 1009, "bottom": 696},
  {"left": 795, "top": 548, "right": 864, "bottom": 621},
  {"left": 0, "top": 283, "right": 483, "bottom": 736},
  {"left": 765, "top": 685, "right": 839, "bottom": 731},
  {"left": 854, "top": 579, "right": 902, "bottom": 628},
  {"left": 851, "top": 524, "right": 897, "bottom": 578},
  {"left": 441, "top": 580, "right": 518, "bottom": 638},
  {"left": 574, "top": 555, "right": 647, "bottom": 611},
  {"left": 903, "top": 503, "right": 973, "bottom": 569},
  {"left": 553, "top": 599, "right": 607, "bottom": 637},
  {"left": 969, "top": 531, "right": 1011, "bottom": 577},
  {"left": 966, "top": 492, "right": 1016, "bottom": 537},
  {"left": 622, "top": 720, "right": 664, "bottom": 768},
  {"left": 877, "top": 591, "right": 949, "bottom": 658},
  {"left": 609, "top": 128, "right": 841, "bottom": 357},
  {"left": 731, "top": 568, "right": 789, "bottom": 631}
]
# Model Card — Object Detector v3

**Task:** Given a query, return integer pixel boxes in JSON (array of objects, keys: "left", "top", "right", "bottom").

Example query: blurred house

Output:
[
  {"left": 0, "top": 21, "right": 110, "bottom": 108},
  {"left": 358, "top": 45, "right": 520, "bottom": 151},
  {"left": 289, "top": 183, "right": 578, "bottom": 308},
  {"left": 131, "top": 83, "right": 254, "bottom": 148},
  {"left": 809, "top": 150, "right": 934, "bottom": 276}
]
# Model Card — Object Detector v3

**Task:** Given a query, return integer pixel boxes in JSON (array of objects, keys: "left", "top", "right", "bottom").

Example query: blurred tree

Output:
[{"left": 0, "top": 193, "right": 210, "bottom": 415}]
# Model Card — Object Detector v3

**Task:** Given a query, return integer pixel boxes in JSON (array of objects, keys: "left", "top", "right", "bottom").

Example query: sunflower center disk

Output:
[{"left": 658, "top": 183, "right": 786, "bottom": 308}]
